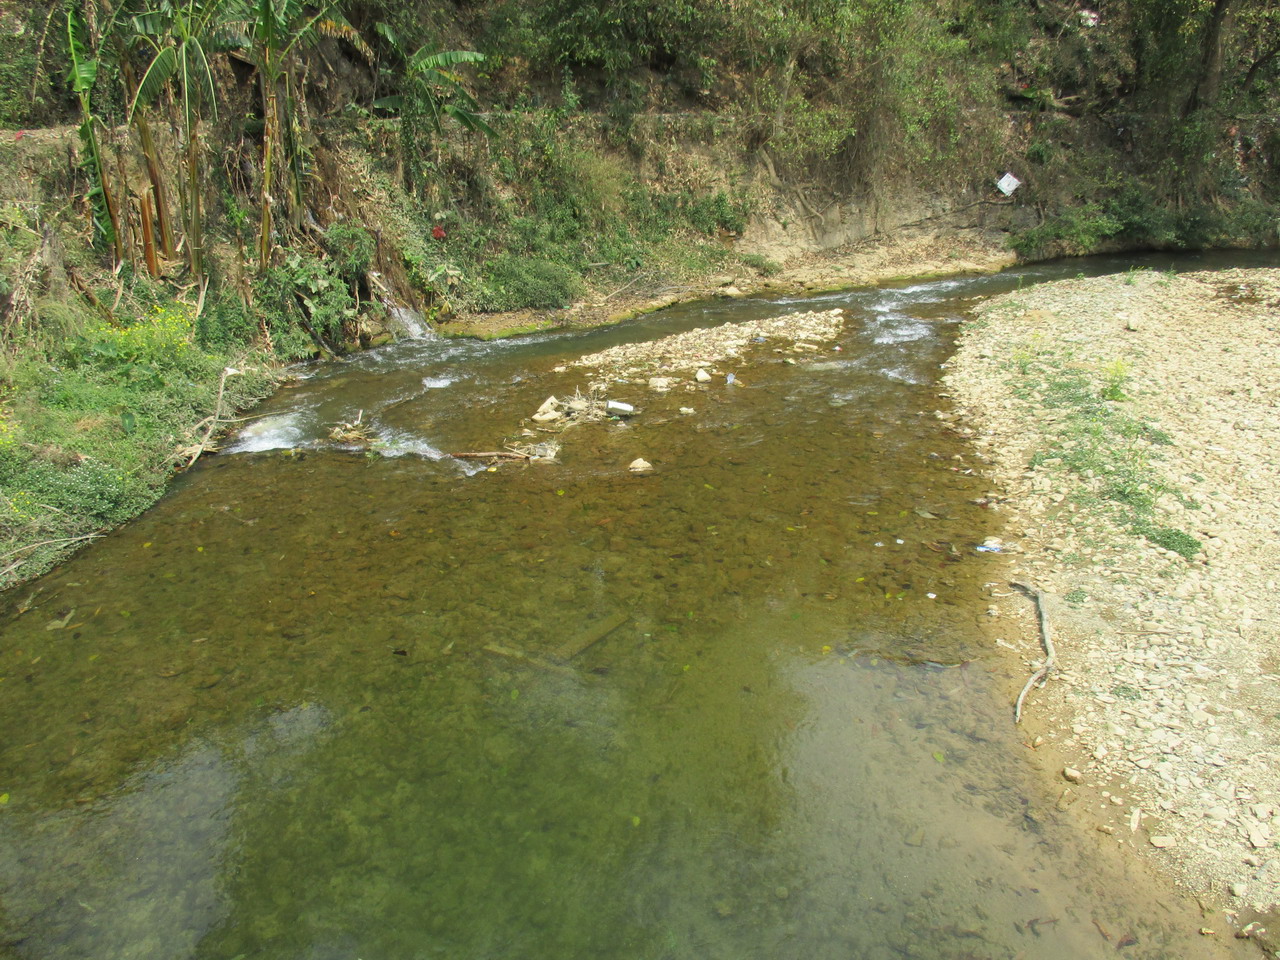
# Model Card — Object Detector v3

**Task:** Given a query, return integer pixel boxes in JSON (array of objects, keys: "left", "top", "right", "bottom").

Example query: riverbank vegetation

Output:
[{"left": 1, "top": 0, "right": 1278, "bottom": 587}]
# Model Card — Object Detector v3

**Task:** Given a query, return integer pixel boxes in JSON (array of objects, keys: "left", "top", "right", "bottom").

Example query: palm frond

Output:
[
  {"left": 130, "top": 10, "right": 171, "bottom": 38},
  {"left": 408, "top": 48, "right": 486, "bottom": 72},
  {"left": 66, "top": 8, "right": 99, "bottom": 94},
  {"left": 443, "top": 104, "right": 496, "bottom": 138},
  {"left": 190, "top": 37, "right": 219, "bottom": 120},
  {"left": 131, "top": 44, "right": 177, "bottom": 116},
  {"left": 315, "top": 18, "right": 371, "bottom": 60}
]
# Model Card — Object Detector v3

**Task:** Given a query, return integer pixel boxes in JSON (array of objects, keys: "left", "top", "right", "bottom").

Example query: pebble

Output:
[{"left": 1063, "top": 767, "right": 1084, "bottom": 784}]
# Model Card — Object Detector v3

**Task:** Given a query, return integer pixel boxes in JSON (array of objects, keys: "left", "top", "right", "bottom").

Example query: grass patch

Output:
[
  {"left": 0, "top": 302, "right": 275, "bottom": 588},
  {"left": 1017, "top": 361, "right": 1199, "bottom": 560}
]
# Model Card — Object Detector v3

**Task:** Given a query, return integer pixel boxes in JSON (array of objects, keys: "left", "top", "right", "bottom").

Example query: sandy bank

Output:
[{"left": 944, "top": 266, "right": 1280, "bottom": 939}]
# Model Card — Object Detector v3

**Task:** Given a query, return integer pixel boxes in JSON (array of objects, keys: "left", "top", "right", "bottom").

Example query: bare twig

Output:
[
  {"left": 0, "top": 531, "right": 104, "bottom": 563},
  {"left": 187, "top": 367, "right": 233, "bottom": 468},
  {"left": 598, "top": 272, "right": 649, "bottom": 304},
  {"left": 1011, "top": 581, "right": 1056, "bottom": 723}
]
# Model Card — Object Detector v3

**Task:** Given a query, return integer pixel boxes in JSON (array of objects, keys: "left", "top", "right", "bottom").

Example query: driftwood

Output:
[
  {"left": 483, "top": 643, "right": 576, "bottom": 677},
  {"left": 451, "top": 451, "right": 532, "bottom": 461},
  {"left": 1011, "top": 581, "right": 1056, "bottom": 723},
  {"left": 187, "top": 367, "right": 234, "bottom": 468},
  {"left": 554, "top": 610, "right": 629, "bottom": 660}
]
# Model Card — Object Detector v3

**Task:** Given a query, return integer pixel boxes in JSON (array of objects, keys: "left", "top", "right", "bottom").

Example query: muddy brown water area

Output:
[{"left": 2, "top": 252, "right": 1272, "bottom": 960}]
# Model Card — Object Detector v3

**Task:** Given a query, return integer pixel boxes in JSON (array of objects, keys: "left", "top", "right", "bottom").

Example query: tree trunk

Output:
[
  {"left": 186, "top": 117, "right": 204, "bottom": 281},
  {"left": 117, "top": 47, "right": 176, "bottom": 258},
  {"left": 1183, "top": 0, "right": 1236, "bottom": 117},
  {"left": 259, "top": 64, "right": 278, "bottom": 274}
]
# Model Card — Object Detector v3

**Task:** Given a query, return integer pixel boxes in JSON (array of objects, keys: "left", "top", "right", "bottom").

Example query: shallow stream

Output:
[{"left": 3, "top": 252, "right": 1272, "bottom": 960}]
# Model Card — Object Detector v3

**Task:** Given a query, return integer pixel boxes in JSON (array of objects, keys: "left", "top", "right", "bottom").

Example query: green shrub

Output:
[
  {"left": 196, "top": 295, "right": 260, "bottom": 350},
  {"left": 682, "top": 190, "right": 748, "bottom": 236},
  {"left": 324, "top": 222, "right": 377, "bottom": 281},
  {"left": 55, "top": 305, "right": 220, "bottom": 395},
  {"left": 739, "top": 252, "right": 781, "bottom": 276},
  {"left": 475, "top": 256, "right": 583, "bottom": 311},
  {"left": 2, "top": 457, "right": 152, "bottom": 529},
  {"left": 1011, "top": 203, "right": 1124, "bottom": 257},
  {"left": 257, "top": 253, "right": 358, "bottom": 357}
]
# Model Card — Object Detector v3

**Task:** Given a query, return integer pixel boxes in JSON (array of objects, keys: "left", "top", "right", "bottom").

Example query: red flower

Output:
[{"left": 432, "top": 225, "right": 447, "bottom": 240}]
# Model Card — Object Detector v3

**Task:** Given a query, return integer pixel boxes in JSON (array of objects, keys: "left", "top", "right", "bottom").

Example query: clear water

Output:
[{"left": 3, "top": 252, "right": 1268, "bottom": 960}]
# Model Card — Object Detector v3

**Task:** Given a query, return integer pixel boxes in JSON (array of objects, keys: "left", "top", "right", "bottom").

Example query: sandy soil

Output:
[{"left": 943, "top": 267, "right": 1280, "bottom": 946}]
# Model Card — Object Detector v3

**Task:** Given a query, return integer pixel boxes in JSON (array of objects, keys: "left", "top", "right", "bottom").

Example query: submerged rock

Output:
[{"left": 532, "top": 396, "right": 564, "bottom": 422}]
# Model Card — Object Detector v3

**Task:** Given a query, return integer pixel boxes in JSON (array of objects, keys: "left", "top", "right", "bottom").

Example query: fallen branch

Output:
[
  {"left": 554, "top": 610, "right": 629, "bottom": 660},
  {"left": 484, "top": 642, "right": 576, "bottom": 676},
  {"left": 598, "top": 271, "right": 648, "bottom": 304},
  {"left": 0, "top": 531, "right": 104, "bottom": 563},
  {"left": 450, "top": 451, "right": 531, "bottom": 461},
  {"left": 1011, "top": 580, "right": 1056, "bottom": 723},
  {"left": 187, "top": 368, "right": 233, "bottom": 469}
]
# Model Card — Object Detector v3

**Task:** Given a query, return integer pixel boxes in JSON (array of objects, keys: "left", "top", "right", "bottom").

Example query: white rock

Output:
[
  {"left": 628, "top": 458, "right": 653, "bottom": 473},
  {"left": 695, "top": 368, "right": 713, "bottom": 383},
  {"left": 532, "top": 396, "right": 563, "bottom": 422},
  {"left": 1063, "top": 767, "right": 1084, "bottom": 784},
  {"left": 1150, "top": 835, "right": 1176, "bottom": 848}
]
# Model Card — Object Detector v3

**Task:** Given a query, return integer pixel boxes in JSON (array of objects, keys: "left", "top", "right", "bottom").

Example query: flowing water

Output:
[{"left": 2, "top": 252, "right": 1271, "bottom": 960}]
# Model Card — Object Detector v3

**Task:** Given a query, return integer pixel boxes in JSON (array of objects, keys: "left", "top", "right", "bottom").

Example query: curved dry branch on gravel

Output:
[{"left": 1011, "top": 580, "right": 1055, "bottom": 723}]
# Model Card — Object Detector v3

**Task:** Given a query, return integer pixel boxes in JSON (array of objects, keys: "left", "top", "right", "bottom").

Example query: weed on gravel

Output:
[{"left": 1013, "top": 360, "right": 1201, "bottom": 560}]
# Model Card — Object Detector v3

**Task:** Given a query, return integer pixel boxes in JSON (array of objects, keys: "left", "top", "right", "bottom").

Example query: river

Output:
[{"left": 2, "top": 251, "right": 1271, "bottom": 960}]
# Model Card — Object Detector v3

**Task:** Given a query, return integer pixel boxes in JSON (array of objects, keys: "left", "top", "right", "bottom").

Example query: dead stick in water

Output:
[
  {"left": 450, "top": 451, "right": 531, "bottom": 461},
  {"left": 1010, "top": 580, "right": 1055, "bottom": 723}
]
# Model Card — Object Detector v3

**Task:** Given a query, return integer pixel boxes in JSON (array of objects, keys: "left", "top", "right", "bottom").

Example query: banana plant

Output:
[
  {"left": 372, "top": 38, "right": 494, "bottom": 193},
  {"left": 67, "top": 3, "right": 124, "bottom": 264},
  {"left": 129, "top": 0, "right": 241, "bottom": 283},
  {"left": 235, "top": 0, "right": 369, "bottom": 273},
  {"left": 108, "top": 2, "right": 178, "bottom": 261}
]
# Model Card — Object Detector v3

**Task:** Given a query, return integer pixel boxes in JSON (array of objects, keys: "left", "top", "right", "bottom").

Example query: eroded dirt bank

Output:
[{"left": 944, "top": 267, "right": 1280, "bottom": 941}]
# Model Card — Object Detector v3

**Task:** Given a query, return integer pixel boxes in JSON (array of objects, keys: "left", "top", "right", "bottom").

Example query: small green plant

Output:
[
  {"left": 1026, "top": 140, "right": 1053, "bottom": 165},
  {"left": 1141, "top": 525, "right": 1201, "bottom": 559},
  {"left": 1064, "top": 588, "right": 1088, "bottom": 603},
  {"left": 1021, "top": 359, "right": 1200, "bottom": 562},
  {"left": 1100, "top": 358, "right": 1131, "bottom": 401},
  {"left": 739, "top": 252, "right": 780, "bottom": 276}
]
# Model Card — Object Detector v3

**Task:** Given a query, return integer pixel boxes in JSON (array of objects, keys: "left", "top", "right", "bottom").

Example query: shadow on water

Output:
[{"left": 1, "top": 253, "right": 1264, "bottom": 959}]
